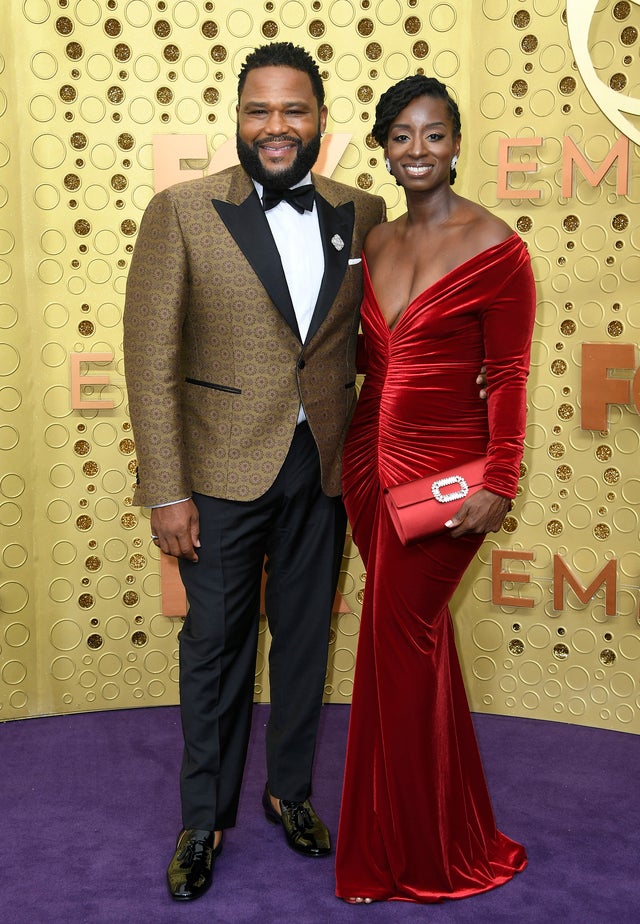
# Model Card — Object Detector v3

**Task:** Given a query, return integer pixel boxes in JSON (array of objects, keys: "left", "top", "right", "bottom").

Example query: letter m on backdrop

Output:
[{"left": 562, "top": 136, "right": 629, "bottom": 197}]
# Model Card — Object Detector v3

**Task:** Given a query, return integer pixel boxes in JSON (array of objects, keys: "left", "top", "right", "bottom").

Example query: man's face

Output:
[{"left": 236, "top": 65, "right": 328, "bottom": 190}]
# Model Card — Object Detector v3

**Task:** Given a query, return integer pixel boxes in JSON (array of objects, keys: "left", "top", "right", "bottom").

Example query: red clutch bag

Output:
[{"left": 383, "top": 457, "right": 486, "bottom": 545}]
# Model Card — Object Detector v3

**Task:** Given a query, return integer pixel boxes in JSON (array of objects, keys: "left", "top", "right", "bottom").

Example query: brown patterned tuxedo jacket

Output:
[{"left": 123, "top": 164, "right": 386, "bottom": 506}]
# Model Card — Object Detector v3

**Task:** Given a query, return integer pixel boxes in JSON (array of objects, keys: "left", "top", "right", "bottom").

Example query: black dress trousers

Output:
[{"left": 178, "top": 421, "right": 347, "bottom": 830}]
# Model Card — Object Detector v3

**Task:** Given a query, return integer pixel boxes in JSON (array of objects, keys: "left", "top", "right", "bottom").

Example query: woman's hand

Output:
[
  {"left": 476, "top": 365, "right": 488, "bottom": 400},
  {"left": 445, "top": 488, "right": 511, "bottom": 538}
]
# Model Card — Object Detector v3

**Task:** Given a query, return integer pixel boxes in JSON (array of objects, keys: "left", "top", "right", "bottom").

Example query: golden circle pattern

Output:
[
  {"left": 202, "top": 21, "right": 219, "bottom": 38},
  {"left": 546, "top": 520, "right": 563, "bottom": 537},
  {"left": 595, "top": 445, "right": 613, "bottom": 462},
  {"left": 609, "top": 73, "right": 627, "bottom": 91},
  {"left": 563, "top": 215, "right": 580, "bottom": 232},
  {"left": 309, "top": 19, "right": 326, "bottom": 38},
  {"left": 70, "top": 132, "right": 87, "bottom": 150},
  {"left": 357, "top": 85, "right": 374, "bottom": 103},
  {"left": 365, "top": 41, "right": 382, "bottom": 60},
  {"left": 56, "top": 17, "right": 73, "bottom": 35},
  {"left": 0, "top": 0, "right": 636, "bottom": 730},
  {"left": 613, "top": 2, "right": 631, "bottom": 19}
]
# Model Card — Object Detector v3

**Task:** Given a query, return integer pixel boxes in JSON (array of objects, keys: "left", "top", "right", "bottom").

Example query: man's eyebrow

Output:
[{"left": 241, "top": 99, "right": 311, "bottom": 107}]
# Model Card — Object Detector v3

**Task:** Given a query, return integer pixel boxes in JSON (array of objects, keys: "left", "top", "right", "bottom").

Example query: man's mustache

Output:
[{"left": 256, "top": 135, "right": 302, "bottom": 148}]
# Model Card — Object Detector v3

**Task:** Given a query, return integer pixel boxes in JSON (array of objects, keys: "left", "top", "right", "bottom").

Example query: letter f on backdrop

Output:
[{"left": 581, "top": 343, "right": 637, "bottom": 430}]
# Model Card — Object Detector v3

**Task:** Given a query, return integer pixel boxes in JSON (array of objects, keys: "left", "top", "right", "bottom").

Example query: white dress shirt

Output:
[
  {"left": 253, "top": 173, "right": 324, "bottom": 343},
  {"left": 253, "top": 173, "right": 325, "bottom": 423}
]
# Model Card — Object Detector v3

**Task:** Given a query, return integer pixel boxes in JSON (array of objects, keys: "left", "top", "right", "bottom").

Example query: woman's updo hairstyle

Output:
[{"left": 372, "top": 75, "right": 462, "bottom": 184}]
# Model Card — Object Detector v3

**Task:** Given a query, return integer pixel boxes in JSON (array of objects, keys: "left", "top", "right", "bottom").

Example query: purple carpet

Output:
[{"left": 1, "top": 704, "right": 637, "bottom": 923}]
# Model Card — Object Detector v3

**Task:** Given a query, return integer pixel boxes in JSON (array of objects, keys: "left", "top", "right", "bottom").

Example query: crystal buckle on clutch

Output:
[{"left": 431, "top": 474, "right": 470, "bottom": 504}]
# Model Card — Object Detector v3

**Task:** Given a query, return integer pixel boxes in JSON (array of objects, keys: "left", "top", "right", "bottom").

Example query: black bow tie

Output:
[{"left": 262, "top": 184, "right": 315, "bottom": 214}]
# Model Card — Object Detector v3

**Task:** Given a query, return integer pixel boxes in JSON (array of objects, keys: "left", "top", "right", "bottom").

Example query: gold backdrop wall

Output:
[{"left": 1, "top": 1, "right": 639, "bottom": 732}]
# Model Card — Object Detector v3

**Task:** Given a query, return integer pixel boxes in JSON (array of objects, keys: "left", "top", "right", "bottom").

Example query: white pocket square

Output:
[{"left": 348, "top": 258, "right": 362, "bottom": 265}]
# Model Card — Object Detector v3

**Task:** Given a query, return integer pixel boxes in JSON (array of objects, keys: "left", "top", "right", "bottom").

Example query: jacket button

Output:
[{"left": 298, "top": 358, "right": 306, "bottom": 369}]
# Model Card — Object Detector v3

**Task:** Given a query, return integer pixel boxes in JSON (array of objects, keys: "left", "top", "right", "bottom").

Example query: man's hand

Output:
[
  {"left": 477, "top": 365, "right": 488, "bottom": 400},
  {"left": 445, "top": 489, "right": 510, "bottom": 539},
  {"left": 151, "top": 499, "right": 200, "bottom": 561}
]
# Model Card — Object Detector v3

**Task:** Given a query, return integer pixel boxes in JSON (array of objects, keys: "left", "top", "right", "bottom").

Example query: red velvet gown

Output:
[{"left": 335, "top": 234, "right": 536, "bottom": 903}]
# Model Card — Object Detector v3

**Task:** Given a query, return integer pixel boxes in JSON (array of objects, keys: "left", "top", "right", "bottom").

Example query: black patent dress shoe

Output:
[
  {"left": 262, "top": 785, "right": 331, "bottom": 857},
  {"left": 167, "top": 828, "right": 222, "bottom": 901}
]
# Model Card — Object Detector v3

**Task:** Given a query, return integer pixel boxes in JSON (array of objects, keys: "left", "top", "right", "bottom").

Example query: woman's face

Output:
[{"left": 384, "top": 94, "right": 461, "bottom": 191}]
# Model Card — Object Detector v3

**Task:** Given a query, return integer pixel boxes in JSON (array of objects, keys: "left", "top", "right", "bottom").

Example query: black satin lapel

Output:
[
  {"left": 210, "top": 192, "right": 301, "bottom": 340},
  {"left": 305, "top": 196, "right": 355, "bottom": 344}
]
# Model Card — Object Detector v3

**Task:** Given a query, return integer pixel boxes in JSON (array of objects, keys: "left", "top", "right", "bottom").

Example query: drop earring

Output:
[
  {"left": 385, "top": 157, "right": 392, "bottom": 174},
  {"left": 449, "top": 153, "right": 459, "bottom": 185}
]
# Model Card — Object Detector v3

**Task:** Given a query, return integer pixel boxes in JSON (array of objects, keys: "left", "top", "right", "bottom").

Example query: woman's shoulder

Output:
[
  {"left": 363, "top": 214, "right": 403, "bottom": 259},
  {"left": 456, "top": 199, "right": 514, "bottom": 250}
]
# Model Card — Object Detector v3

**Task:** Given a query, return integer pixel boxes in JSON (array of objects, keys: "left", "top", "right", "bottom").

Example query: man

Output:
[{"left": 123, "top": 42, "right": 386, "bottom": 901}]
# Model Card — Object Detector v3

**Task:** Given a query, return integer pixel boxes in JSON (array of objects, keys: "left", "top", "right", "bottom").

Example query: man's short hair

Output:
[{"left": 237, "top": 42, "right": 325, "bottom": 107}]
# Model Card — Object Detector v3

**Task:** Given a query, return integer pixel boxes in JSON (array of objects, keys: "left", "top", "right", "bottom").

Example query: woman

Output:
[{"left": 335, "top": 75, "right": 536, "bottom": 903}]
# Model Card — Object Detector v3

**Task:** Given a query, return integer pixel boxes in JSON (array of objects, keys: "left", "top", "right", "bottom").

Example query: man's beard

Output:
[{"left": 236, "top": 130, "right": 322, "bottom": 190}]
